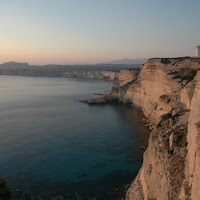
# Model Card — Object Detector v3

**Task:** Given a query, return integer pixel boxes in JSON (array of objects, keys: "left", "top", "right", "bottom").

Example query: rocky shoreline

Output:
[{"left": 0, "top": 62, "right": 140, "bottom": 83}]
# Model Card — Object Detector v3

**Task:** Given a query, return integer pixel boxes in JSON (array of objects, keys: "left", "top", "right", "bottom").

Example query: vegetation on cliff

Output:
[{"left": 0, "top": 177, "right": 12, "bottom": 200}]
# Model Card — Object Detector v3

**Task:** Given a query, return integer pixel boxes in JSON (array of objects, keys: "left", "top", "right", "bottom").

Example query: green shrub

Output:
[
  {"left": 161, "top": 58, "right": 171, "bottom": 64},
  {"left": 182, "top": 70, "right": 197, "bottom": 82},
  {"left": 0, "top": 177, "right": 12, "bottom": 200},
  {"left": 162, "top": 113, "right": 172, "bottom": 121},
  {"left": 196, "top": 122, "right": 200, "bottom": 128},
  {"left": 196, "top": 121, "right": 200, "bottom": 131}
]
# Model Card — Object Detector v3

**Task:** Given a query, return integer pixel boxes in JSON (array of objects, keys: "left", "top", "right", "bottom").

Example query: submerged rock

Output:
[
  {"left": 81, "top": 95, "right": 119, "bottom": 104},
  {"left": 77, "top": 173, "right": 87, "bottom": 178},
  {"left": 138, "top": 146, "right": 145, "bottom": 150},
  {"left": 93, "top": 163, "right": 107, "bottom": 168}
]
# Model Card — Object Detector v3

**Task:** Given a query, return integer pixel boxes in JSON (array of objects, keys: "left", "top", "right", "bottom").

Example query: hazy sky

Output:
[{"left": 0, "top": 0, "right": 200, "bottom": 65}]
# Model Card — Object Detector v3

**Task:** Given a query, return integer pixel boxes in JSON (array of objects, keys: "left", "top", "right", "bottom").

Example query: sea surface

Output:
[{"left": 0, "top": 75, "right": 148, "bottom": 199}]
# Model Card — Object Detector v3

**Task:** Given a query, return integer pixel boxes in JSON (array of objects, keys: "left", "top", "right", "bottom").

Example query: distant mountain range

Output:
[
  {"left": 0, "top": 61, "right": 30, "bottom": 68},
  {"left": 103, "top": 58, "right": 148, "bottom": 65}
]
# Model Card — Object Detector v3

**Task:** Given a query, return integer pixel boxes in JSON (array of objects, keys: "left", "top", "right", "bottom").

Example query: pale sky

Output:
[{"left": 0, "top": 0, "right": 200, "bottom": 65}]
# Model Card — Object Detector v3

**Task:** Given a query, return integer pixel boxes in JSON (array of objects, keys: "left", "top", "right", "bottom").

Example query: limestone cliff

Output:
[
  {"left": 109, "top": 57, "right": 200, "bottom": 200},
  {"left": 0, "top": 62, "right": 142, "bottom": 82},
  {"left": 81, "top": 69, "right": 140, "bottom": 104},
  {"left": 63, "top": 70, "right": 118, "bottom": 81},
  {"left": 0, "top": 67, "right": 118, "bottom": 82},
  {"left": 118, "top": 69, "right": 140, "bottom": 86}
]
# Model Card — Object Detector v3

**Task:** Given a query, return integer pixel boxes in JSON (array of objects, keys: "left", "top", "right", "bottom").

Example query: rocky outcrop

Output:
[
  {"left": 82, "top": 69, "right": 140, "bottom": 104},
  {"left": 81, "top": 94, "right": 118, "bottom": 104},
  {"left": 118, "top": 69, "right": 140, "bottom": 86},
  {"left": 105, "top": 57, "right": 200, "bottom": 200}
]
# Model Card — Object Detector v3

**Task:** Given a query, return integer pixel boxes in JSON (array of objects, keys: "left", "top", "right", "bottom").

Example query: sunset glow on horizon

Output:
[{"left": 1, "top": 0, "right": 200, "bottom": 65}]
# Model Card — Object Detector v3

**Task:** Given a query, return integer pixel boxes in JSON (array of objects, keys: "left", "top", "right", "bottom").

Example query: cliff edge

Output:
[{"left": 109, "top": 57, "right": 200, "bottom": 200}]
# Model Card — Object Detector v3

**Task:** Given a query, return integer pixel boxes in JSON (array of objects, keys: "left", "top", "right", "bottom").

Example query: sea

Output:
[{"left": 0, "top": 75, "right": 148, "bottom": 199}]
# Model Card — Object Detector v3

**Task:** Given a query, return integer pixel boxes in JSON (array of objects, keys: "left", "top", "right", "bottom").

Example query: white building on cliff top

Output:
[{"left": 196, "top": 46, "right": 200, "bottom": 57}]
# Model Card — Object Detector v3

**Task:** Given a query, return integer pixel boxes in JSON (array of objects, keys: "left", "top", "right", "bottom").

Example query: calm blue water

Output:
[{"left": 0, "top": 75, "right": 148, "bottom": 199}]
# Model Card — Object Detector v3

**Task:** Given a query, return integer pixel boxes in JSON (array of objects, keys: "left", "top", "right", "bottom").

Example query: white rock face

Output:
[
  {"left": 63, "top": 70, "right": 119, "bottom": 81},
  {"left": 110, "top": 57, "right": 200, "bottom": 200},
  {"left": 183, "top": 71, "right": 200, "bottom": 200},
  {"left": 118, "top": 69, "right": 139, "bottom": 86}
]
